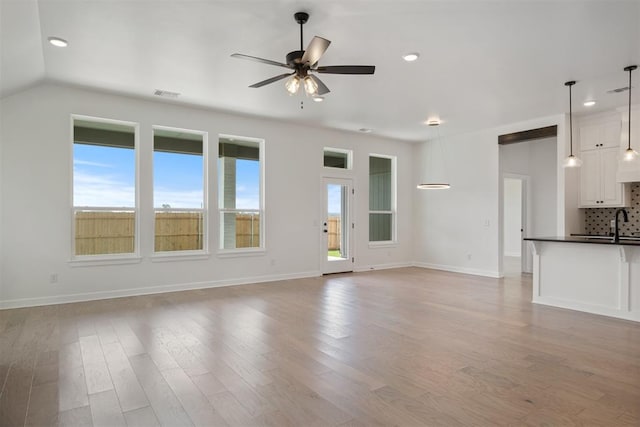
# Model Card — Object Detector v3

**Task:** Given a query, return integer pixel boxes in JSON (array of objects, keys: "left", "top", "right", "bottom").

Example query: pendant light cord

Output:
[
  {"left": 569, "top": 84, "right": 573, "bottom": 156},
  {"left": 565, "top": 80, "right": 576, "bottom": 157},
  {"left": 629, "top": 67, "right": 633, "bottom": 151}
]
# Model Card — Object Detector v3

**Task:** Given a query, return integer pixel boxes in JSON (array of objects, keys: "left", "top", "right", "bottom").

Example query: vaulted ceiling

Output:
[{"left": 1, "top": 0, "right": 639, "bottom": 141}]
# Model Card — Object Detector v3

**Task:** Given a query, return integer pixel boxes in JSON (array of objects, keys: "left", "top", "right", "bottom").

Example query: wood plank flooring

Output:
[{"left": 1, "top": 267, "right": 639, "bottom": 426}]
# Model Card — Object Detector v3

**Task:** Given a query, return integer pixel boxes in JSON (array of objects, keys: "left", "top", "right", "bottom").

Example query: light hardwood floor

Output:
[{"left": 1, "top": 267, "right": 639, "bottom": 426}]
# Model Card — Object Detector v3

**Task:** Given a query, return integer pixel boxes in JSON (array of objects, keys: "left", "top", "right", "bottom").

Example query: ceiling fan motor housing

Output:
[{"left": 286, "top": 50, "right": 305, "bottom": 67}]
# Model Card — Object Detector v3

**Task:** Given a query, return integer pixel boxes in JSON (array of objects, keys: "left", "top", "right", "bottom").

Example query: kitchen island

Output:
[{"left": 524, "top": 236, "right": 640, "bottom": 322}]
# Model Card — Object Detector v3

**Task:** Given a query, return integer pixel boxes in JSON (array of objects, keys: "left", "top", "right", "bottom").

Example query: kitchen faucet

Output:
[{"left": 614, "top": 208, "right": 629, "bottom": 243}]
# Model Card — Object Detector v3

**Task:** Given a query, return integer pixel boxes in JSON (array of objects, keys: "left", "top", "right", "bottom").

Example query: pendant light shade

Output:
[
  {"left": 417, "top": 121, "right": 450, "bottom": 190},
  {"left": 563, "top": 80, "right": 582, "bottom": 168},
  {"left": 623, "top": 65, "right": 638, "bottom": 162}
]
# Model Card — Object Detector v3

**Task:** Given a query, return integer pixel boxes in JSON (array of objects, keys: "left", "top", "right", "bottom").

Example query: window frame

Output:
[
  {"left": 69, "top": 114, "right": 141, "bottom": 263},
  {"left": 217, "top": 134, "right": 265, "bottom": 255},
  {"left": 151, "top": 125, "right": 209, "bottom": 258},
  {"left": 368, "top": 153, "right": 397, "bottom": 246},
  {"left": 323, "top": 147, "right": 353, "bottom": 170}
]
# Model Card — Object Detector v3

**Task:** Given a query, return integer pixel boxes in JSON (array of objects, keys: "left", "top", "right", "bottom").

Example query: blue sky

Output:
[
  {"left": 73, "top": 144, "right": 260, "bottom": 209},
  {"left": 327, "top": 184, "right": 343, "bottom": 216}
]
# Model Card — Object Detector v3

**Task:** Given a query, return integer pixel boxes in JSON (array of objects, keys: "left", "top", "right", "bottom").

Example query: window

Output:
[
  {"left": 153, "top": 127, "right": 206, "bottom": 253},
  {"left": 324, "top": 148, "right": 352, "bottom": 169},
  {"left": 72, "top": 117, "right": 138, "bottom": 257},
  {"left": 218, "top": 136, "right": 263, "bottom": 250},
  {"left": 369, "top": 155, "right": 396, "bottom": 243}
]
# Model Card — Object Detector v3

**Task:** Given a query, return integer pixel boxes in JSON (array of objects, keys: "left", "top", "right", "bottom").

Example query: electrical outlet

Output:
[{"left": 49, "top": 273, "right": 58, "bottom": 284}]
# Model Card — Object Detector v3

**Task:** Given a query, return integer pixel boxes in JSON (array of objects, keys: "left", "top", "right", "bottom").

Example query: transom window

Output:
[{"left": 324, "top": 148, "right": 352, "bottom": 169}]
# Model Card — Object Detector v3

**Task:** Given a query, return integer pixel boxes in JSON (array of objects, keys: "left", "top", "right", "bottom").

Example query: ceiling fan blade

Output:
[
  {"left": 315, "top": 65, "right": 376, "bottom": 75},
  {"left": 231, "top": 53, "right": 291, "bottom": 69},
  {"left": 301, "top": 36, "right": 331, "bottom": 65},
  {"left": 249, "top": 73, "right": 294, "bottom": 88},
  {"left": 308, "top": 74, "right": 330, "bottom": 95}
]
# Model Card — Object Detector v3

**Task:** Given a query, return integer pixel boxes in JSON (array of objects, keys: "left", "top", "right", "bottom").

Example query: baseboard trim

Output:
[
  {"left": 413, "top": 262, "right": 501, "bottom": 278},
  {"left": 353, "top": 262, "right": 413, "bottom": 273},
  {"left": 533, "top": 296, "right": 640, "bottom": 323},
  {"left": 0, "top": 270, "right": 322, "bottom": 310}
]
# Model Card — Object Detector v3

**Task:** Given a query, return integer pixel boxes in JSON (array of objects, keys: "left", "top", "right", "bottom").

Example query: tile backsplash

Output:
[{"left": 584, "top": 182, "right": 640, "bottom": 235}]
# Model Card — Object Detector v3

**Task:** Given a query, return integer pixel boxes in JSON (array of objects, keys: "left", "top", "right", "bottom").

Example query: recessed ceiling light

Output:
[
  {"left": 424, "top": 118, "right": 441, "bottom": 126},
  {"left": 359, "top": 128, "right": 372, "bottom": 133},
  {"left": 583, "top": 100, "right": 596, "bottom": 107},
  {"left": 402, "top": 53, "right": 419, "bottom": 62},
  {"left": 48, "top": 37, "right": 68, "bottom": 47},
  {"left": 312, "top": 96, "right": 324, "bottom": 102}
]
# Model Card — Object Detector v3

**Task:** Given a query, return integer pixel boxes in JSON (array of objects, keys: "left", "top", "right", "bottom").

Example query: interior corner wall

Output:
[
  {"left": 412, "top": 114, "right": 566, "bottom": 278},
  {"left": 412, "top": 128, "right": 501, "bottom": 277},
  {"left": 0, "top": 83, "right": 414, "bottom": 308}
]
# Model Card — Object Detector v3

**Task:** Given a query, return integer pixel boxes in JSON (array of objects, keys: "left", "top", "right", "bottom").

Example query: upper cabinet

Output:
[
  {"left": 579, "top": 120, "right": 621, "bottom": 151},
  {"left": 578, "top": 113, "right": 629, "bottom": 208}
]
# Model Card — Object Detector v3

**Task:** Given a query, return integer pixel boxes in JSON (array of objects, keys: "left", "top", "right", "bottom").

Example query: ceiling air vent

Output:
[
  {"left": 154, "top": 89, "right": 180, "bottom": 98},
  {"left": 607, "top": 86, "right": 631, "bottom": 94}
]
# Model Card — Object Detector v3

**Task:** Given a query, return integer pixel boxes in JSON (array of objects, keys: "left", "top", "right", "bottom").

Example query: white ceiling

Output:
[{"left": 1, "top": 0, "right": 639, "bottom": 141}]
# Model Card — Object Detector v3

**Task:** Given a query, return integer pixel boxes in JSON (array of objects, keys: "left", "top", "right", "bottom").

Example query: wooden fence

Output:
[
  {"left": 328, "top": 216, "right": 341, "bottom": 250},
  {"left": 74, "top": 211, "right": 260, "bottom": 255}
]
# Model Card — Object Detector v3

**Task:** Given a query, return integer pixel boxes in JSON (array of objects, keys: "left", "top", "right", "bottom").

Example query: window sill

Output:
[
  {"left": 368, "top": 241, "right": 398, "bottom": 249},
  {"left": 217, "top": 248, "right": 266, "bottom": 258},
  {"left": 150, "top": 251, "right": 210, "bottom": 263},
  {"left": 68, "top": 255, "right": 142, "bottom": 267}
]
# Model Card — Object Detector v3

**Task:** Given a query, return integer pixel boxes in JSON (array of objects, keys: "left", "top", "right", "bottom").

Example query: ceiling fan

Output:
[{"left": 231, "top": 12, "right": 375, "bottom": 98}]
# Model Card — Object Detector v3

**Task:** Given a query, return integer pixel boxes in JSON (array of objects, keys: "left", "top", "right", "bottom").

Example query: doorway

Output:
[
  {"left": 503, "top": 175, "right": 532, "bottom": 274},
  {"left": 322, "top": 177, "right": 354, "bottom": 274}
]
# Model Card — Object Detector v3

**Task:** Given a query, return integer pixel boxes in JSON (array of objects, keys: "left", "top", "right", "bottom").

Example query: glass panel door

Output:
[{"left": 322, "top": 178, "right": 353, "bottom": 274}]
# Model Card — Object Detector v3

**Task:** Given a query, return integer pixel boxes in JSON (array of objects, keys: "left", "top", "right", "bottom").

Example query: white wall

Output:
[
  {"left": 501, "top": 137, "right": 558, "bottom": 238},
  {"left": 503, "top": 178, "right": 522, "bottom": 257},
  {"left": 0, "top": 83, "right": 414, "bottom": 307},
  {"left": 412, "top": 114, "right": 572, "bottom": 278}
]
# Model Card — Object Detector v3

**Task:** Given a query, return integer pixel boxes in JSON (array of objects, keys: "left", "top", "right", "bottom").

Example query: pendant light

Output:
[
  {"left": 417, "top": 120, "right": 451, "bottom": 189},
  {"left": 623, "top": 65, "right": 638, "bottom": 162},
  {"left": 562, "top": 80, "right": 582, "bottom": 168}
]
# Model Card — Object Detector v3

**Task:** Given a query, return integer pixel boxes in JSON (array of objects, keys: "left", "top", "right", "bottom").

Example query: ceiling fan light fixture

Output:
[
  {"left": 303, "top": 76, "right": 318, "bottom": 96},
  {"left": 285, "top": 75, "right": 300, "bottom": 95}
]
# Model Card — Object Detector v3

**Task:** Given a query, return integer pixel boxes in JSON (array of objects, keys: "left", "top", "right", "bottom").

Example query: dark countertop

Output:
[{"left": 524, "top": 236, "right": 640, "bottom": 246}]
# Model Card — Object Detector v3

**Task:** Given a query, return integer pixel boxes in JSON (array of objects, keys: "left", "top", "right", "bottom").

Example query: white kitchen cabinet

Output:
[
  {"left": 579, "top": 120, "right": 620, "bottom": 151},
  {"left": 578, "top": 115, "right": 629, "bottom": 207}
]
